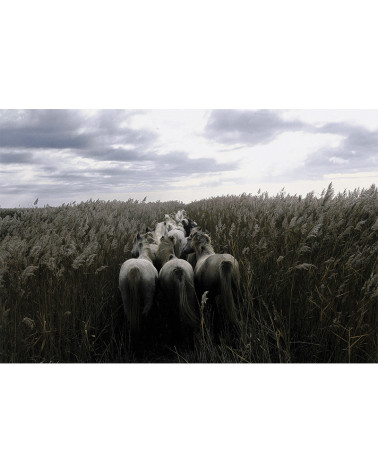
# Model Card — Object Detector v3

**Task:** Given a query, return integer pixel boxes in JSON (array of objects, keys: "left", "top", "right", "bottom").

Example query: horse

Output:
[
  {"left": 181, "top": 230, "right": 240, "bottom": 335},
  {"left": 174, "top": 209, "right": 187, "bottom": 224},
  {"left": 164, "top": 214, "right": 178, "bottom": 232},
  {"left": 167, "top": 227, "right": 186, "bottom": 257},
  {"left": 181, "top": 217, "right": 198, "bottom": 237},
  {"left": 119, "top": 239, "right": 158, "bottom": 347},
  {"left": 180, "top": 226, "right": 204, "bottom": 267},
  {"left": 144, "top": 227, "right": 158, "bottom": 243},
  {"left": 131, "top": 232, "right": 158, "bottom": 266},
  {"left": 154, "top": 220, "right": 169, "bottom": 241},
  {"left": 157, "top": 234, "right": 199, "bottom": 340},
  {"left": 171, "top": 209, "right": 198, "bottom": 237}
]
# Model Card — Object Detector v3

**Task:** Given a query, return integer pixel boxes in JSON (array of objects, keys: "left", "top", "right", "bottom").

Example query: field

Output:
[{"left": 0, "top": 184, "right": 377, "bottom": 363}]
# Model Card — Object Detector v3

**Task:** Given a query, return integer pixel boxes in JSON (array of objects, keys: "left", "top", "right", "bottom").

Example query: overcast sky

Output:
[{"left": 0, "top": 109, "right": 377, "bottom": 207}]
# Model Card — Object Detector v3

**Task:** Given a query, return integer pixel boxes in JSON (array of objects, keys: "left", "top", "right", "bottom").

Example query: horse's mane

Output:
[
  {"left": 138, "top": 239, "right": 154, "bottom": 262},
  {"left": 140, "top": 231, "right": 157, "bottom": 244},
  {"left": 192, "top": 231, "right": 214, "bottom": 255},
  {"left": 156, "top": 235, "right": 176, "bottom": 265}
]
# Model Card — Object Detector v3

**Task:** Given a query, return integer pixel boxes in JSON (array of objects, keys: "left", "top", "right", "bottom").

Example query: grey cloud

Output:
[
  {"left": 5, "top": 109, "right": 376, "bottom": 206},
  {"left": 0, "top": 127, "right": 94, "bottom": 149},
  {"left": 204, "top": 110, "right": 378, "bottom": 179},
  {"left": 88, "top": 147, "right": 147, "bottom": 162},
  {"left": 304, "top": 122, "right": 378, "bottom": 177},
  {"left": 18, "top": 150, "right": 236, "bottom": 201},
  {"left": 0, "top": 110, "right": 82, "bottom": 130},
  {"left": 0, "top": 109, "right": 156, "bottom": 151},
  {"left": 39, "top": 151, "right": 234, "bottom": 183},
  {"left": 153, "top": 151, "right": 236, "bottom": 176},
  {"left": 205, "top": 109, "right": 307, "bottom": 146},
  {"left": 91, "top": 110, "right": 145, "bottom": 132},
  {"left": 83, "top": 148, "right": 237, "bottom": 175},
  {"left": 0, "top": 109, "right": 241, "bottom": 205},
  {"left": 0, "top": 110, "right": 93, "bottom": 149},
  {"left": 0, "top": 151, "right": 34, "bottom": 164}
]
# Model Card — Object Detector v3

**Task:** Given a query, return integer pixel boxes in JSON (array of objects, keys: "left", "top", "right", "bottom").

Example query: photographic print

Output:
[{"left": 1, "top": 109, "right": 377, "bottom": 363}]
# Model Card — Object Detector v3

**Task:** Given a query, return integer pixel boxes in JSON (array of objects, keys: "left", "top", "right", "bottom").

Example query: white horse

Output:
[
  {"left": 154, "top": 221, "right": 168, "bottom": 241},
  {"left": 131, "top": 232, "right": 158, "bottom": 266},
  {"left": 167, "top": 227, "right": 186, "bottom": 257},
  {"left": 119, "top": 239, "right": 158, "bottom": 345},
  {"left": 181, "top": 231, "right": 240, "bottom": 330},
  {"left": 174, "top": 209, "right": 188, "bottom": 224},
  {"left": 157, "top": 235, "right": 199, "bottom": 331}
]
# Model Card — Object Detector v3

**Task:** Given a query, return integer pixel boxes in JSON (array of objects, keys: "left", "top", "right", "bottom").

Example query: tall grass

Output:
[{"left": 1, "top": 185, "right": 377, "bottom": 362}]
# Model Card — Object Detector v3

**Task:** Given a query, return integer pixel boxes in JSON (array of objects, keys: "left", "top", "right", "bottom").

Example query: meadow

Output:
[{"left": 0, "top": 184, "right": 377, "bottom": 363}]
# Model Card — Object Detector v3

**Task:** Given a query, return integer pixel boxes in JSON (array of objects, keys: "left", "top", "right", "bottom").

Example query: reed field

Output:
[{"left": 0, "top": 184, "right": 377, "bottom": 363}]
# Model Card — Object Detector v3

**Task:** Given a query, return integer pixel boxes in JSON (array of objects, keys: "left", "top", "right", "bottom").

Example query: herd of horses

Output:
[{"left": 118, "top": 210, "right": 241, "bottom": 348}]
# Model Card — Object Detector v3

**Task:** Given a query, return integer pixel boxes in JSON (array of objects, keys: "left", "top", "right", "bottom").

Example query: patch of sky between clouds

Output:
[
  {"left": 127, "top": 110, "right": 212, "bottom": 158},
  {"left": 234, "top": 130, "right": 344, "bottom": 181}
]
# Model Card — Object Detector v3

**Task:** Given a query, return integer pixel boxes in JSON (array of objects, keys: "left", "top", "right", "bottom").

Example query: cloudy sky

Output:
[{"left": 0, "top": 109, "right": 377, "bottom": 207}]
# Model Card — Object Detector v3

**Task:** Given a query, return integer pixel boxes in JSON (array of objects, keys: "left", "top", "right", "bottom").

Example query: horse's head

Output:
[
  {"left": 182, "top": 218, "right": 199, "bottom": 236},
  {"left": 175, "top": 209, "right": 187, "bottom": 223},
  {"left": 181, "top": 236, "right": 194, "bottom": 256},
  {"left": 191, "top": 231, "right": 211, "bottom": 251},
  {"left": 131, "top": 232, "right": 142, "bottom": 258},
  {"left": 141, "top": 230, "right": 156, "bottom": 244},
  {"left": 190, "top": 226, "right": 203, "bottom": 237},
  {"left": 181, "top": 218, "right": 189, "bottom": 236},
  {"left": 190, "top": 219, "right": 198, "bottom": 229},
  {"left": 160, "top": 234, "right": 176, "bottom": 246}
]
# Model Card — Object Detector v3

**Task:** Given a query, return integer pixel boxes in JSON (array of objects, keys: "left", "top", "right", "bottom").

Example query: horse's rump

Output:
[
  {"left": 159, "top": 260, "right": 198, "bottom": 328},
  {"left": 195, "top": 254, "right": 239, "bottom": 327},
  {"left": 119, "top": 258, "right": 158, "bottom": 347}
]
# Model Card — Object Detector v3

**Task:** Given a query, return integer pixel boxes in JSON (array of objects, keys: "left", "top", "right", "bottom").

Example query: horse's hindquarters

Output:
[
  {"left": 195, "top": 254, "right": 240, "bottom": 331},
  {"left": 159, "top": 260, "right": 198, "bottom": 329},
  {"left": 119, "top": 259, "right": 158, "bottom": 346}
]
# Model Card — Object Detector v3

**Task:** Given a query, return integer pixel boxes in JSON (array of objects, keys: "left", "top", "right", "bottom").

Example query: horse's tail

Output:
[
  {"left": 174, "top": 267, "right": 198, "bottom": 328},
  {"left": 219, "top": 260, "right": 239, "bottom": 326},
  {"left": 125, "top": 267, "right": 142, "bottom": 340}
]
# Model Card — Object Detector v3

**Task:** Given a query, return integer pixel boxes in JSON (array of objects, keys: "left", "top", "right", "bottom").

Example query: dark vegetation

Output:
[{"left": 0, "top": 184, "right": 377, "bottom": 362}]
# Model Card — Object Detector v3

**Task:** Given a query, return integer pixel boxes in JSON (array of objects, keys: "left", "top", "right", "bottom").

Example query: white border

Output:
[{"left": 1, "top": 1, "right": 377, "bottom": 470}]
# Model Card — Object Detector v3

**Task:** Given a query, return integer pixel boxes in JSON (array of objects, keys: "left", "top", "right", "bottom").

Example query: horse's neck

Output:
[
  {"left": 160, "top": 249, "right": 176, "bottom": 265},
  {"left": 195, "top": 243, "right": 215, "bottom": 261},
  {"left": 139, "top": 246, "right": 154, "bottom": 263}
]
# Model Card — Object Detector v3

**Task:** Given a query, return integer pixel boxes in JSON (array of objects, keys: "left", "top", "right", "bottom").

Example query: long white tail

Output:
[
  {"left": 173, "top": 267, "right": 198, "bottom": 328},
  {"left": 124, "top": 267, "right": 141, "bottom": 340},
  {"left": 219, "top": 260, "right": 239, "bottom": 326}
]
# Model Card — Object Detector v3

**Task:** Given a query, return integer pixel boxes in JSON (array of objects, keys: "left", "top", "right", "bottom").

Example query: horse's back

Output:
[
  {"left": 119, "top": 258, "right": 158, "bottom": 288},
  {"left": 167, "top": 228, "right": 185, "bottom": 240}
]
